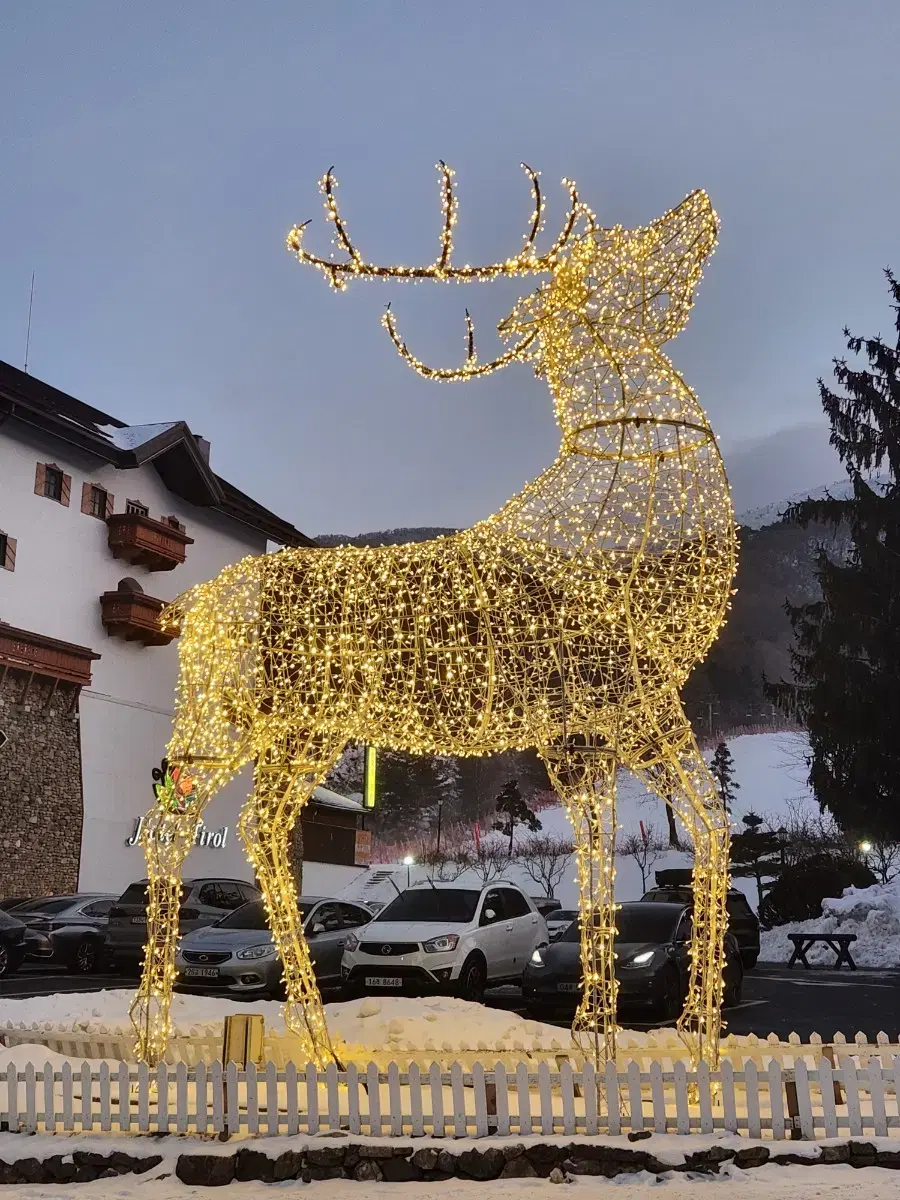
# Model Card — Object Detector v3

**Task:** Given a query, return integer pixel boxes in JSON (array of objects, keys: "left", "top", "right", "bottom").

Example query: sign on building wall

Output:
[
  {"left": 125, "top": 816, "right": 229, "bottom": 848},
  {"left": 354, "top": 829, "right": 372, "bottom": 866}
]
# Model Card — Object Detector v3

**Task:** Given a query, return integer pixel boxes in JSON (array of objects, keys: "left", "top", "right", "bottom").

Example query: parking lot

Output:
[{"left": 2, "top": 962, "right": 897, "bottom": 1041}]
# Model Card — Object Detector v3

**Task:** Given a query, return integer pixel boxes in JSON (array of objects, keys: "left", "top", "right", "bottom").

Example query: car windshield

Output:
[
  {"left": 15, "top": 898, "right": 73, "bottom": 915},
  {"left": 216, "top": 900, "right": 312, "bottom": 930},
  {"left": 563, "top": 908, "right": 681, "bottom": 943},
  {"left": 117, "top": 883, "right": 187, "bottom": 906},
  {"left": 373, "top": 889, "right": 480, "bottom": 924},
  {"left": 553, "top": 910, "right": 578, "bottom": 922}
]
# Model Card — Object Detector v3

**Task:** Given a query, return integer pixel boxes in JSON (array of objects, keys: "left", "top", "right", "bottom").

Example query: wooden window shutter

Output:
[
  {"left": 81, "top": 481, "right": 93, "bottom": 515},
  {"left": 105, "top": 492, "right": 114, "bottom": 519},
  {"left": 34, "top": 462, "right": 46, "bottom": 496},
  {"left": 60, "top": 473, "right": 72, "bottom": 507},
  {"left": 4, "top": 537, "right": 16, "bottom": 572}
]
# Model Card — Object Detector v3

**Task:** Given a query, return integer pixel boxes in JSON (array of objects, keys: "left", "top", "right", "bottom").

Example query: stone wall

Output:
[{"left": 0, "top": 672, "right": 83, "bottom": 896}]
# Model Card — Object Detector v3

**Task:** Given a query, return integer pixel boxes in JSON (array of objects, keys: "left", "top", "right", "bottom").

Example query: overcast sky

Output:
[{"left": 1, "top": 2, "right": 898, "bottom": 536}]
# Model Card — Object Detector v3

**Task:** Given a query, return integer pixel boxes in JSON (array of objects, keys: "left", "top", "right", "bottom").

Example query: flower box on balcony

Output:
[
  {"left": 106, "top": 512, "right": 193, "bottom": 571},
  {"left": 99, "top": 582, "right": 177, "bottom": 647}
]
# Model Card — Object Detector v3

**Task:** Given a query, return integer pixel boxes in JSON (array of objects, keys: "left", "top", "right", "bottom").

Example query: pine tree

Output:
[
  {"left": 768, "top": 270, "right": 900, "bottom": 839},
  {"left": 730, "top": 812, "right": 783, "bottom": 908},
  {"left": 709, "top": 741, "right": 740, "bottom": 812},
  {"left": 492, "top": 779, "right": 541, "bottom": 853}
]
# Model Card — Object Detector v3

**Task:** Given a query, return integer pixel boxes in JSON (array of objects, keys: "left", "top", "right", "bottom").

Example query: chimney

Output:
[{"left": 194, "top": 435, "right": 211, "bottom": 464}]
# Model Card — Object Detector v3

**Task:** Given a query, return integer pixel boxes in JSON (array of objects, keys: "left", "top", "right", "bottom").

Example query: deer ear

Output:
[{"left": 637, "top": 190, "right": 718, "bottom": 343}]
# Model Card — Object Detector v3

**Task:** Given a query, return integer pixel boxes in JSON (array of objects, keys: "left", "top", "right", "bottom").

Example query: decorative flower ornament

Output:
[{"left": 151, "top": 758, "right": 196, "bottom": 814}]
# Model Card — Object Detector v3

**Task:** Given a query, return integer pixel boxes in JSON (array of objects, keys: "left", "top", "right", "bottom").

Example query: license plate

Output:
[
  {"left": 184, "top": 967, "right": 219, "bottom": 978},
  {"left": 366, "top": 976, "right": 402, "bottom": 988},
  {"left": 130, "top": 916, "right": 147, "bottom": 924},
  {"left": 557, "top": 982, "right": 580, "bottom": 993}
]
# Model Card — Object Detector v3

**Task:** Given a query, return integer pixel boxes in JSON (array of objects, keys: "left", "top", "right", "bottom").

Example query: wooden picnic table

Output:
[{"left": 787, "top": 932, "right": 857, "bottom": 970}]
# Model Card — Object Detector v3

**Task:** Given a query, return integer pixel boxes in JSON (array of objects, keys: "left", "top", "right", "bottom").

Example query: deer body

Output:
[{"left": 131, "top": 170, "right": 736, "bottom": 1075}]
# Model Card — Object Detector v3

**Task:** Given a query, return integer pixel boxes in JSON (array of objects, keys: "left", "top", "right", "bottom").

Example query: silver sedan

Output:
[{"left": 175, "top": 897, "right": 373, "bottom": 998}]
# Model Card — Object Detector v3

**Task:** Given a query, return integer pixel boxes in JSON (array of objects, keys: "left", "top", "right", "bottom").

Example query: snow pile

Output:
[
  {"left": 760, "top": 877, "right": 900, "bottom": 967},
  {"left": 0, "top": 991, "right": 573, "bottom": 1053}
]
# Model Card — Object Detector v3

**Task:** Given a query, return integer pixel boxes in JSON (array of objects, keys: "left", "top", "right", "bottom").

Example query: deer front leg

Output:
[
  {"left": 130, "top": 757, "right": 243, "bottom": 1065},
  {"left": 239, "top": 739, "right": 344, "bottom": 1069},
  {"left": 542, "top": 749, "right": 619, "bottom": 1070},
  {"left": 633, "top": 740, "right": 730, "bottom": 1070}
]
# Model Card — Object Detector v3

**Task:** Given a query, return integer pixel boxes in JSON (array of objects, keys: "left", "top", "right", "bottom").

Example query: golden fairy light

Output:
[{"left": 130, "top": 163, "right": 736, "bottom": 1073}]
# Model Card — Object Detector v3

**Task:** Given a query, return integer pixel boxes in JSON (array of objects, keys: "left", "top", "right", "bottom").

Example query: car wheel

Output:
[
  {"left": 741, "top": 951, "right": 758, "bottom": 970},
  {"left": 654, "top": 966, "right": 682, "bottom": 1022},
  {"left": 0, "top": 943, "right": 10, "bottom": 978},
  {"left": 70, "top": 938, "right": 99, "bottom": 974},
  {"left": 457, "top": 955, "right": 487, "bottom": 1004},
  {"left": 725, "top": 960, "right": 744, "bottom": 1008}
]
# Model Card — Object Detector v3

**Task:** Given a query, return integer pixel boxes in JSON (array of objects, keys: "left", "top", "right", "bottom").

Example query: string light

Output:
[{"left": 131, "top": 165, "right": 736, "bottom": 1076}]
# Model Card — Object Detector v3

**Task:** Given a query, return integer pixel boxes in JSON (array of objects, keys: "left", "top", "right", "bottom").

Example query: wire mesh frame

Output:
[{"left": 129, "top": 168, "right": 738, "bottom": 1075}]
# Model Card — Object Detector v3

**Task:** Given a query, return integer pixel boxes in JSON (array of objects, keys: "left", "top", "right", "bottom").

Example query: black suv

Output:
[{"left": 641, "top": 869, "right": 760, "bottom": 968}]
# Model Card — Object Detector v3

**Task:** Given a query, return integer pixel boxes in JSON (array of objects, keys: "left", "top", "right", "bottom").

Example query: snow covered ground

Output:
[
  {"left": 1, "top": 1162, "right": 899, "bottom": 1197},
  {"left": 760, "top": 878, "right": 900, "bottom": 968},
  {"left": 0, "top": 992, "right": 576, "bottom": 1053}
]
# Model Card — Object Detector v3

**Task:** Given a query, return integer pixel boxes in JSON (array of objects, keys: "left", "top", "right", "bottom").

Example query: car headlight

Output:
[
  {"left": 622, "top": 950, "right": 656, "bottom": 968},
  {"left": 423, "top": 934, "right": 459, "bottom": 954},
  {"left": 236, "top": 944, "right": 277, "bottom": 961},
  {"left": 343, "top": 932, "right": 359, "bottom": 953},
  {"left": 530, "top": 948, "right": 545, "bottom": 967}
]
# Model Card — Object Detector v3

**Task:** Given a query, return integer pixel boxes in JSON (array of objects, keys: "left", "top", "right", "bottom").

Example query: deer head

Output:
[
  {"left": 287, "top": 163, "right": 593, "bottom": 381},
  {"left": 287, "top": 168, "right": 717, "bottom": 397}
]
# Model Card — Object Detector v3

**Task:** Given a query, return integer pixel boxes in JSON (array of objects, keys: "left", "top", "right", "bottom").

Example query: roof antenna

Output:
[{"left": 24, "top": 272, "right": 35, "bottom": 373}]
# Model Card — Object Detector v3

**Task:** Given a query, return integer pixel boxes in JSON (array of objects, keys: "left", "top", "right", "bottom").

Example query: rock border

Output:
[{"left": 0, "top": 1139, "right": 897, "bottom": 1185}]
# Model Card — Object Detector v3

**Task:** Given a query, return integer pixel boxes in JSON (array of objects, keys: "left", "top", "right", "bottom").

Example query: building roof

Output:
[
  {"left": 0, "top": 360, "right": 315, "bottom": 548},
  {"left": 311, "top": 785, "right": 364, "bottom": 812}
]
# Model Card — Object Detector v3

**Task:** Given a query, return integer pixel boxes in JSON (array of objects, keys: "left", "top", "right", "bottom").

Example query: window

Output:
[
  {"left": 44, "top": 466, "right": 63, "bottom": 501},
  {"left": 480, "top": 890, "right": 504, "bottom": 925},
  {"left": 81, "top": 483, "right": 112, "bottom": 520},
  {"left": 126, "top": 500, "right": 149, "bottom": 517},
  {"left": 35, "top": 463, "right": 71, "bottom": 506},
  {"left": 336, "top": 903, "right": 370, "bottom": 929},
  {"left": 501, "top": 888, "right": 530, "bottom": 918},
  {"left": 372, "top": 889, "right": 480, "bottom": 924},
  {"left": 308, "top": 902, "right": 343, "bottom": 932},
  {"left": 82, "top": 900, "right": 113, "bottom": 918},
  {"left": 0, "top": 532, "right": 15, "bottom": 573},
  {"left": 216, "top": 883, "right": 244, "bottom": 910},
  {"left": 198, "top": 883, "right": 224, "bottom": 907}
]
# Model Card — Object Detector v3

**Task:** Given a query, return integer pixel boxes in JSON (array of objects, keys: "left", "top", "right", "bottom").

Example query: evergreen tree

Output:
[
  {"left": 730, "top": 811, "right": 783, "bottom": 909},
  {"left": 768, "top": 270, "right": 900, "bottom": 839},
  {"left": 709, "top": 741, "right": 740, "bottom": 812},
  {"left": 492, "top": 779, "right": 541, "bottom": 853}
]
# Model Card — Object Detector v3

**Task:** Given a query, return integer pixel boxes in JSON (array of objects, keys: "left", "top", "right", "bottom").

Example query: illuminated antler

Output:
[
  {"left": 288, "top": 162, "right": 588, "bottom": 380},
  {"left": 286, "top": 162, "right": 586, "bottom": 289}
]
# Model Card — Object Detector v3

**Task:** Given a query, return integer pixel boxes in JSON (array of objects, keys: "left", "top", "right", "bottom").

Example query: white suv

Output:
[{"left": 341, "top": 881, "right": 549, "bottom": 1001}]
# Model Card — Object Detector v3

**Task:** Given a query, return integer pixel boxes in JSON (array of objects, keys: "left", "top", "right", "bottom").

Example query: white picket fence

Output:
[{"left": 2, "top": 1056, "right": 900, "bottom": 1140}]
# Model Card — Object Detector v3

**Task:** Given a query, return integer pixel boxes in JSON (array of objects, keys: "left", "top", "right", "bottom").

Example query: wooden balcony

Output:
[
  {"left": 106, "top": 512, "right": 193, "bottom": 571},
  {"left": 0, "top": 623, "right": 100, "bottom": 686},
  {"left": 99, "top": 586, "right": 177, "bottom": 647}
]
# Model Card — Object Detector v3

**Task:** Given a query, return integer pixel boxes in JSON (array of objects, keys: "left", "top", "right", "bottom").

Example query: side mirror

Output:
[
  {"left": 483, "top": 908, "right": 497, "bottom": 924},
  {"left": 310, "top": 922, "right": 324, "bottom": 937}
]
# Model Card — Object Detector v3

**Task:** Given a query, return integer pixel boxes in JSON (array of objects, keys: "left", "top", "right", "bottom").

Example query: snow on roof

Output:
[
  {"left": 311, "top": 785, "right": 363, "bottom": 812},
  {"left": 96, "top": 421, "right": 180, "bottom": 450}
]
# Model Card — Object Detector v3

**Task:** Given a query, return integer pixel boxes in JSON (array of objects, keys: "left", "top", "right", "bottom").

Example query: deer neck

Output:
[{"left": 486, "top": 346, "right": 721, "bottom": 553}]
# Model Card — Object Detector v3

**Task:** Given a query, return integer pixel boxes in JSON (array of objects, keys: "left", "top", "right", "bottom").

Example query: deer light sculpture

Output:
[{"left": 130, "top": 165, "right": 737, "bottom": 1073}]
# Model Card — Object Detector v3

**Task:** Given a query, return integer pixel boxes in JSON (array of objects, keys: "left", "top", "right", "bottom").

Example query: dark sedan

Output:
[
  {"left": 0, "top": 909, "right": 29, "bottom": 977},
  {"left": 10, "top": 895, "right": 116, "bottom": 974},
  {"left": 522, "top": 902, "right": 743, "bottom": 1021}
]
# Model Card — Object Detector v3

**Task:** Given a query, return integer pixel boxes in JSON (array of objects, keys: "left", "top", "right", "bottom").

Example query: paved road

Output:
[{"left": 1, "top": 964, "right": 898, "bottom": 1041}]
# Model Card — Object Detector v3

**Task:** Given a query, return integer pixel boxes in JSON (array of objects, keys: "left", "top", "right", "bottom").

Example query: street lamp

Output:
[
  {"left": 859, "top": 840, "right": 873, "bottom": 854},
  {"left": 402, "top": 855, "right": 414, "bottom": 888}
]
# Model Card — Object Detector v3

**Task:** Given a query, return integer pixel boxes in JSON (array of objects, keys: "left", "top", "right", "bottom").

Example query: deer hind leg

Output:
[
  {"left": 542, "top": 747, "right": 619, "bottom": 1070},
  {"left": 239, "top": 735, "right": 345, "bottom": 1069},
  {"left": 130, "top": 753, "right": 252, "bottom": 1065},
  {"left": 631, "top": 731, "right": 730, "bottom": 1070}
]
